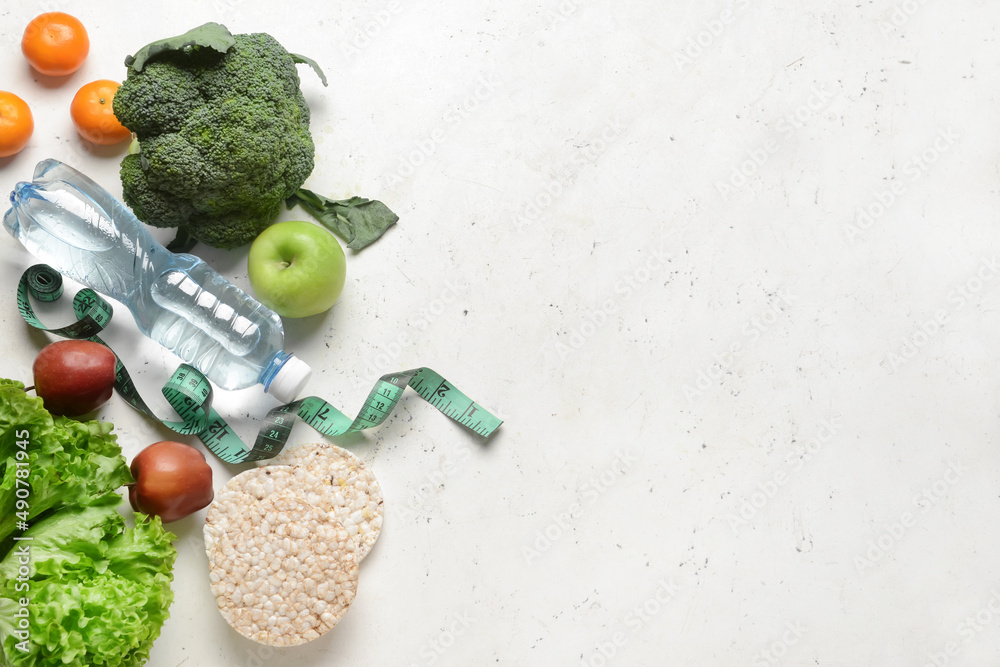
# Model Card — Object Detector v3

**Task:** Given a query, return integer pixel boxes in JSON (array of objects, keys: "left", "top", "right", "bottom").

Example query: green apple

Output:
[{"left": 248, "top": 220, "right": 347, "bottom": 318}]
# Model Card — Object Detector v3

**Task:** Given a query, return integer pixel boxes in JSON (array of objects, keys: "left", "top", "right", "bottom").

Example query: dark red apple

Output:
[
  {"left": 129, "top": 441, "right": 214, "bottom": 523},
  {"left": 33, "top": 340, "right": 117, "bottom": 417}
]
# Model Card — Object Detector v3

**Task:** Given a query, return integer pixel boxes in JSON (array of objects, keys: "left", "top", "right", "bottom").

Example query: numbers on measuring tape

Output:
[{"left": 16, "top": 263, "right": 503, "bottom": 464}]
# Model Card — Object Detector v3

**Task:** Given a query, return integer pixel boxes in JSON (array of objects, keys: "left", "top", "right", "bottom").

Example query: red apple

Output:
[
  {"left": 33, "top": 340, "right": 117, "bottom": 417},
  {"left": 129, "top": 441, "right": 214, "bottom": 523}
]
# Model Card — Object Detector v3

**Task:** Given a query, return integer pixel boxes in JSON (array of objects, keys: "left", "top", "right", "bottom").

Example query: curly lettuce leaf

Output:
[
  {"left": 0, "top": 500, "right": 122, "bottom": 581},
  {"left": 0, "top": 381, "right": 132, "bottom": 544},
  {"left": 0, "top": 379, "right": 175, "bottom": 666},
  {"left": 0, "top": 505, "right": 177, "bottom": 667},
  {"left": 103, "top": 513, "right": 179, "bottom": 588}
]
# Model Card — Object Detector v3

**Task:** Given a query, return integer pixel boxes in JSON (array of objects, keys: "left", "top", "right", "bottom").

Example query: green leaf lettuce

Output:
[
  {"left": 0, "top": 505, "right": 176, "bottom": 667},
  {"left": 0, "top": 379, "right": 177, "bottom": 667},
  {"left": 0, "top": 379, "right": 133, "bottom": 544}
]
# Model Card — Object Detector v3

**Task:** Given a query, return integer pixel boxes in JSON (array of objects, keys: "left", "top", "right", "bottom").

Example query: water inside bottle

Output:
[
  {"left": 9, "top": 180, "right": 118, "bottom": 253},
  {"left": 4, "top": 159, "right": 300, "bottom": 394},
  {"left": 149, "top": 267, "right": 262, "bottom": 358}
]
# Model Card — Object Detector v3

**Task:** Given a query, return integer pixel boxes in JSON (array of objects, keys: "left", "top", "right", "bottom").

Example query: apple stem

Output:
[{"left": 24, "top": 385, "right": 34, "bottom": 393}]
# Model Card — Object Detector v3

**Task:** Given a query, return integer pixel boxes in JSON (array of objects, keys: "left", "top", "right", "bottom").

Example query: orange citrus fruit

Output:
[
  {"left": 71, "top": 80, "right": 131, "bottom": 145},
  {"left": 21, "top": 12, "right": 90, "bottom": 77},
  {"left": 0, "top": 92, "right": 34, "bottom": 158}
]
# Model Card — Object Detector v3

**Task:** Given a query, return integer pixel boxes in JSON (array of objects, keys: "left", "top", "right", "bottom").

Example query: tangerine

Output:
[
  {"left": 0, "top": 92, "right": 34, "bottom": 158},
  {"left": 22, "top": 12, "right": 90, "bottom": 77},
  {"left": 71, "top": 80, "right": 131, "bottom": 145}
]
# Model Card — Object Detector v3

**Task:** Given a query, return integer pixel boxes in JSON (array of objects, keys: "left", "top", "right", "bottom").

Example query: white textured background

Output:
[{"left": 2, "top": 0, "right": 1000, "bottom": 665}]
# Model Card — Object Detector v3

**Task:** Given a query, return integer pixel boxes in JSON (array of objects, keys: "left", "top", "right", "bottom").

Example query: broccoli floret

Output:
[
  {"left": 114, "top": 27, "right": 315, "bottom": 249},
  {"left": 119, "top": 153, "right": 196, "bottom": 228}
]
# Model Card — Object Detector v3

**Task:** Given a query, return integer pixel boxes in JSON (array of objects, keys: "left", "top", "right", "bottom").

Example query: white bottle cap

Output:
[{"left": 266, "top": 354, "right": 312, "bottom": 403}]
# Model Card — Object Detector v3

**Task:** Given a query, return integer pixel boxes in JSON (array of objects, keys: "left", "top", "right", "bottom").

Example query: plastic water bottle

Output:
[{"left": 3, "top": 158, "right": 311, "bottom": 402}]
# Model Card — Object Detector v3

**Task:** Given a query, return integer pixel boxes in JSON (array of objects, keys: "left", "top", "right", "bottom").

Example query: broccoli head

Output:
[{"left": 114, "top": 26, "right": 316, "bottom": 248}]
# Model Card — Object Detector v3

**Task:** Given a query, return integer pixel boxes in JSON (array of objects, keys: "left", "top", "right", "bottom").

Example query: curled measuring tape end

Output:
[
  {"left": 14, "top": 264, "right": 503, "bottom": 465},
  {"left": 22, "top": 264, "right": 63, "bottom": 302},
  {"left": 17, "top": 264, "right": 114, "bottom": 340}
]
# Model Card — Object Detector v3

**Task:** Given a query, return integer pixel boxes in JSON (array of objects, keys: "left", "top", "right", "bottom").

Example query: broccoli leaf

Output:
[
  {"left": 291, "top": 53, "right": 329, "bottom": 87},
  {"left": 288, "top": 188, "right": 398, "bottom": 251},
  {"left": 125, "top": 22, "right": 236, "bottom": 72}
]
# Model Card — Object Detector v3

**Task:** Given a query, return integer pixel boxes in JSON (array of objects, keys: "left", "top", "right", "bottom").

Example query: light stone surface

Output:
[{"left": 2, "top": 0, "right": 999, "bottom": 664}]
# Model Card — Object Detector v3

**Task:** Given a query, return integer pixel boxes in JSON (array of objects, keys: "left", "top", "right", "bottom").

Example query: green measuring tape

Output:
[{"left": 17, "top": 264, "right": 502, "bottom": 463}]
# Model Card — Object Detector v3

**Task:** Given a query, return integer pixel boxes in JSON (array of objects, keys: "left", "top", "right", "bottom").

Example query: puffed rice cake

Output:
[
  {"left": 208, "top": 491, "right": 359, "bottom": 647},
  {"left": 256, "top": 442, "right": 384, "bottom": 559}
]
